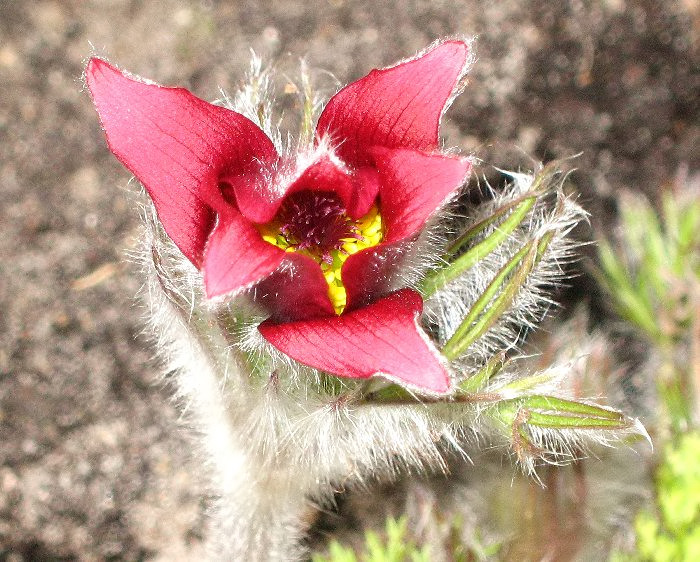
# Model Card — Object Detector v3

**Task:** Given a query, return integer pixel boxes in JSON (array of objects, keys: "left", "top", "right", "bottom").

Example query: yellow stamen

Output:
[{"left": 328, "top": 283, "right": 347, "bottom": 311}]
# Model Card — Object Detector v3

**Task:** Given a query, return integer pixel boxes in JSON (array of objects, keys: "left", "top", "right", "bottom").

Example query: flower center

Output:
[{"left": 257, "top": 190, "right": 383, "bottom": 315}]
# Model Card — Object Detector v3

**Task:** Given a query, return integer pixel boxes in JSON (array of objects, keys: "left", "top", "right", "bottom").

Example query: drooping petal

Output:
[
  {"left": 372, "top": 147, "right": 472, "bottom": 243},
  {"left": 253, "top": 253, "right": 335, "bottom": 321},
  {"left": 259, "top": 289, "right": 451, "bottom": 393},
  {"left": 203, "top": 211, "right": 285, "bottom": 298},
  {"left": 86, "top": 58, "right": 278, "bottom": 267},
  {"left": 316, "top": 40, "right": 469, "bottom": 167}
]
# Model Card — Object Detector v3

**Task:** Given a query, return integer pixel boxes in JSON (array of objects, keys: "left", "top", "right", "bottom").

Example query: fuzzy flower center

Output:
[{"left": 258, "top": 190, "right": 383, "bottom": 314}]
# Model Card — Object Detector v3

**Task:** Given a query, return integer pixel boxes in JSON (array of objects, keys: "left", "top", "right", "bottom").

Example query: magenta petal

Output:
[
  {"left": 341, "top": 148, "right": 471, "bottom": 310},
  {"left": 229, "top": 155, "right": 355, "bottom": 224},
  {"left": 254, "top": 253, "right": 335, "bottom": 321},
  {"left": 219, "top": 172, "right": 280, "bottom": 224},
  {"left": 316, "top": 40, "right": 469, "bottom": 167},
  {"left": 348, "top": 167, "right": 381, "bottom": 219},
  {"left": 86, "top": 58, "right": 278, "bottom": 266},
  {"left": 372, "top": 147, "right": 473, "bottom": 243},
  {"left": 203, "top": 211, "right": 285, "bottom": 298},
  {"left": 259, "top": 289, "right": 451, "bottom": 393},
  {"left": 288, "top": 156, "right": 355, "bottom": 211},
  {"left": 340, "top": 241, "right": 408, "bottom": 311}
]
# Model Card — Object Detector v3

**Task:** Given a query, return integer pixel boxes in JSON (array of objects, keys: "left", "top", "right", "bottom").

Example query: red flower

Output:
[{"left": 87, "top": 41, "right": 472, "bottom": 393}]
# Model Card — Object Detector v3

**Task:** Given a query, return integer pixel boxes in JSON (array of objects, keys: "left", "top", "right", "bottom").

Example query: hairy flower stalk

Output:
[{"left": 87, "top": 41, "right": 646, "bottom": 559}]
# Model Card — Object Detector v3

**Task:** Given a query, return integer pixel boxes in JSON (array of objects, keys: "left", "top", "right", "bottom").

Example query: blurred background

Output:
[{"left": 1, "top": 0, "right": 697, "bottom": 559}]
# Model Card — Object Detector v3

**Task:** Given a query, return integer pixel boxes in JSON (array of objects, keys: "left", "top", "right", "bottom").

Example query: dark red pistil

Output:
[{"left": 277, "top": 191, "right": 359, "bottom": 263}]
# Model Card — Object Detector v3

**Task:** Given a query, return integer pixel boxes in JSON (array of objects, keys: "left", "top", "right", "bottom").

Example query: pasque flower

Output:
[
  {"left": 86, "top": 42, "right": 646, "bottom": 558},
  {"left": 87, "top": 41, "right": 472, "bottom": 393}
]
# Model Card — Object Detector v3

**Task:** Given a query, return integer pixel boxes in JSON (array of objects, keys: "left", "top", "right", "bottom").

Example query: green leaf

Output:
[
  {"left": 446, "top": 194, "right": 537, "bottom": 257},
  {"left": 493, "top": 394, "right": 632, "bottom": 432},
  {"left": 513, "top": 395, "right": 625, "bottom": 421},
  {"left": 595, "top": 239, "right": 660, "bottom": 338},
  {"left": 366, "top": 385, "right": 410, "bottom": 400},
  {"left": 497, "top": 371, "right": 558, "bottom": 393},
  {"left": 458, "top": 354, "right": 507, "bottom": 393},
  {"left": 523, "top": 410, "right": 627, "bottom": 430},
  {"left": 421, "top": 195, "right": 537, "bottom": 298},
  {"left": 443, "top": 236, "right": 546, "bottom": 360},
  {"left": 677, "top": 199, "right": 700, "bottom": 257}
]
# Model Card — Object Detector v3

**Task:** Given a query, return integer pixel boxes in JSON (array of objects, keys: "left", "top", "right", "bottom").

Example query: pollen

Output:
[{"left": 257, "top": 192, "right": 383, "bottom": 315}]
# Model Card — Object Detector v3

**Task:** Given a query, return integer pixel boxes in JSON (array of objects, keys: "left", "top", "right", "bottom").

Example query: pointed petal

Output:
[
  {"left": 373, "top": 147, "right": 472, "bottom": 242},
  {"left": 316, "top": 40, "right": 469, "bottom": 166},
  {"left": 86, "top": 58, "right": 278, "bottom": 266},
  {"left": 254, "top": 253, "right": 335, "bottom": 321},
  {"left": 259, "top": 289, "right": 451, "bottom": 393},
  {"left": 203, "top": 211, "right": 285, "bottom": 298}
]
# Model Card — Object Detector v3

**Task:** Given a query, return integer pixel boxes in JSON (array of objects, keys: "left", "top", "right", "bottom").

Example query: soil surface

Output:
[{"left": 1, "top": 0, "right": 697, "bottom": 559}]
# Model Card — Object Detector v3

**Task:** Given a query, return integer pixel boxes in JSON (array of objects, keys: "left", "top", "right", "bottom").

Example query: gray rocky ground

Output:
[{"left": 1, "top": 0, "right": 697, "bottom": 559}]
